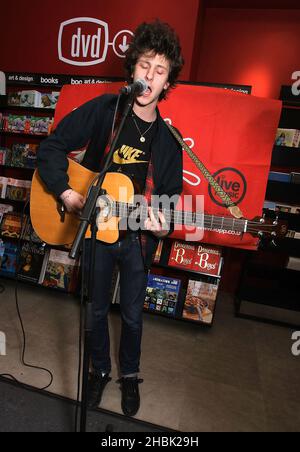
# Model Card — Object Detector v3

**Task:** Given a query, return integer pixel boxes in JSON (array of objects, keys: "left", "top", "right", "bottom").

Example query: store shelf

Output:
[
  {"left": 0, "top": 164, "right": 35, "bottom": 172},
  {"left": 271, "top": 146, "right": 300, "bottom": 168},
  {"left": 2, "top": 104, "right": 55, "bottom": 112},
  {"left": 265, "top": 180, "right": 300, "bottom": 204},
  {"left": 153, "top": 261, "right": 222, "bottom": 279},
  {"left": 236, "top": 85, "right": 300, "bottom": 327},
  {"left": 0, "top": 131, "right": 48, "bottom": 138}
]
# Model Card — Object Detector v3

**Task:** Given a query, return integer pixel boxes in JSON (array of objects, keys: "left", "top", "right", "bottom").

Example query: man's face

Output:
[{"left": 133, "top": 52, "right": 170, "bottom": 107}]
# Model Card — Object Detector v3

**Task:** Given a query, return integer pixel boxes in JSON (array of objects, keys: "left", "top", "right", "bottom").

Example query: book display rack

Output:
[{"left": 235, "top": 85, "right": 300, "bottom": 327}]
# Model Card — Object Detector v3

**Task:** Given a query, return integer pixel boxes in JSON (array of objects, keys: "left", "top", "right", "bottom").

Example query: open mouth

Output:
[{"left": 144, "top": 86, "right": 152, "bottom": 95}]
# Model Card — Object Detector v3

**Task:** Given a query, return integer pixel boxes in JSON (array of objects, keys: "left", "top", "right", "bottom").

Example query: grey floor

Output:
[{"left": 0, "top": 279, "right": 299, "bottom": 432}]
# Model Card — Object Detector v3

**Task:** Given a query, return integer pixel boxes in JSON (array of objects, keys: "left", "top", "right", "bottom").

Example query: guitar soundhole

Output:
[{"left": 96, "top": 195, "right": 113, "bottom": 225}]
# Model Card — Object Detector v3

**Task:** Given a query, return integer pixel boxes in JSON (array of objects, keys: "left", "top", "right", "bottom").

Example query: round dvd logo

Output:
[{"left": 208, "top": 167, "right": 247, "bottom": 207}]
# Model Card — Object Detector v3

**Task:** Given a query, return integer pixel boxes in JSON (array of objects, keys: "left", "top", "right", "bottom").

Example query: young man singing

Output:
[{"left": 37, "top": 20, "right": 184, "bottom": 417}]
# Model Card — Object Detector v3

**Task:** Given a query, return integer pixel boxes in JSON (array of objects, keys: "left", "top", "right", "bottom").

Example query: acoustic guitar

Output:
[{"left": 30, "top": 158, "right": 288, "bottom": 246}]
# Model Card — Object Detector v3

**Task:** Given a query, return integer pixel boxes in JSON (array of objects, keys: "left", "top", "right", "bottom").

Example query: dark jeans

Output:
[{"left": 84, "top": 234, "right": 148, "bottom": 376}]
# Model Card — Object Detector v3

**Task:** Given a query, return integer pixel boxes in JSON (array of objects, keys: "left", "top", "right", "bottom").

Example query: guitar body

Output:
[{"left": 30, "top": 159, "right": 135, "bottom": 245}]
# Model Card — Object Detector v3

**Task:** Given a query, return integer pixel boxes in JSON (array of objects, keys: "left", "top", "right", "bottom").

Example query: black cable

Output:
[
  {"left": 13, "top": 275, "right": 54, "bottom": 390},
  {"left": 0, "top": 200, "right": 54, "bottom": 390}
]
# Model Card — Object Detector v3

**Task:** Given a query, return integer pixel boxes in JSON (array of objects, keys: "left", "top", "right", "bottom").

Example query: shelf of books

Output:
[
  {"left": 111, "top": 238, "right": 223, "bottom": 327},
  {"left": 0, "top": 73, "right": 80, "bottom": 294},
  {"left": 149, "top": 239, "right": 223, "bottom": 326},
  {"left": 235, "top": 85, "right": 300, "bottom": 328},
  {"left": 0, "top": 207, "right": 80, "bottom": 293}
]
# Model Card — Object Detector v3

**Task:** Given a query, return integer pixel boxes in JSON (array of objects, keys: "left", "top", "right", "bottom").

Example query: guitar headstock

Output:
[{"left": 247, "top": 215, "right": 288, "bottom": 241}]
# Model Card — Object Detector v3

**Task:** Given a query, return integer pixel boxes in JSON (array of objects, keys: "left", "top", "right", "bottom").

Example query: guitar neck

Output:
[{"left": 112, "top": 202, "right": 247, "bottom": 234}]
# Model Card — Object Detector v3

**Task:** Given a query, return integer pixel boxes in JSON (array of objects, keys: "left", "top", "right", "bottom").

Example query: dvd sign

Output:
[
  {"left": 58, "top": 18, "right": 109, "bottom": 66},
  {"left": 208, "top": 167, "right": 247, "bottom": 207}
]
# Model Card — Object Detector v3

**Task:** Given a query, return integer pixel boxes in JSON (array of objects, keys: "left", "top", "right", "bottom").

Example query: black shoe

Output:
[
  {"left": 87, "top": 373, "right": 111, "bottom": 409},
  {"left": 118, "top": 377, "right": 143, "bottom": 417}
]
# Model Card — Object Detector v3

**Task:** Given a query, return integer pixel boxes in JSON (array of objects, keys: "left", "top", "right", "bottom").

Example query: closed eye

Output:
[{"left": 139, "top": 62, "right": 150, "bottom": 70}]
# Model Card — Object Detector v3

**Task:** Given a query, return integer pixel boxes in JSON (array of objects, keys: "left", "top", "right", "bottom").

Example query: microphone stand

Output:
[{"left": 69, "top": 91, "right": 135, "bottom": 433}]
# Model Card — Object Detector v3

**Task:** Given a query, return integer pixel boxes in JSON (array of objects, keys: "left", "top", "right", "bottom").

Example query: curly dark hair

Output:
[{"left": 124, "top": 20, "right": 184, "bottom": 101}]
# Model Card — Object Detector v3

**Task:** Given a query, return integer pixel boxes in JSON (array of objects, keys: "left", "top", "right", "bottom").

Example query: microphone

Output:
[{"left": 120, "top": 79, "right": 148, "bottom": 96}]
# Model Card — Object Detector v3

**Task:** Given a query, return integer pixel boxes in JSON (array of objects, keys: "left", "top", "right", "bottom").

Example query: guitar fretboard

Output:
[{"left": 111, "top": 201, "right": 247, "bottom": 233}]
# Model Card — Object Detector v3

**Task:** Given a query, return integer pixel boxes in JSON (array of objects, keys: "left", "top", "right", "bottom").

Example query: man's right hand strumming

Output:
[{"left": 60, "top": 189, "right": 85, "bottom": 215}]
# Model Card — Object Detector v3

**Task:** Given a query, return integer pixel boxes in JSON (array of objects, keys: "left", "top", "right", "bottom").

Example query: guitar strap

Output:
[{"left": 166, "top": 122, "right": 244, "bottom": 220}]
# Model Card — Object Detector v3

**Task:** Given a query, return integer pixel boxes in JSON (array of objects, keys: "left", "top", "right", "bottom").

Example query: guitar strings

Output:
[
  {"left": 100, "top": 204, "right": 268, "bottom": 234},
  {"left": 112, "top": 202, "right": 269, "bottom": 225},
  {"left": 107, "top": 201, "right": 279, "bottom": 235}
]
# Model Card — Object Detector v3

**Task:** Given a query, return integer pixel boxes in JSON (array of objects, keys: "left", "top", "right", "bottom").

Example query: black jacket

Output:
[{"left": 37, "top": 94, "right": 183, "bottom": 267}]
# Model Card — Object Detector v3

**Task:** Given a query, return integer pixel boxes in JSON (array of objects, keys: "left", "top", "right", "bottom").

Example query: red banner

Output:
[
  {"left": 159, "top": 84, "right": 282, "bottom": 249},
  {"left": 53, "top": 82, "right": 282, "bottom": 250}
]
